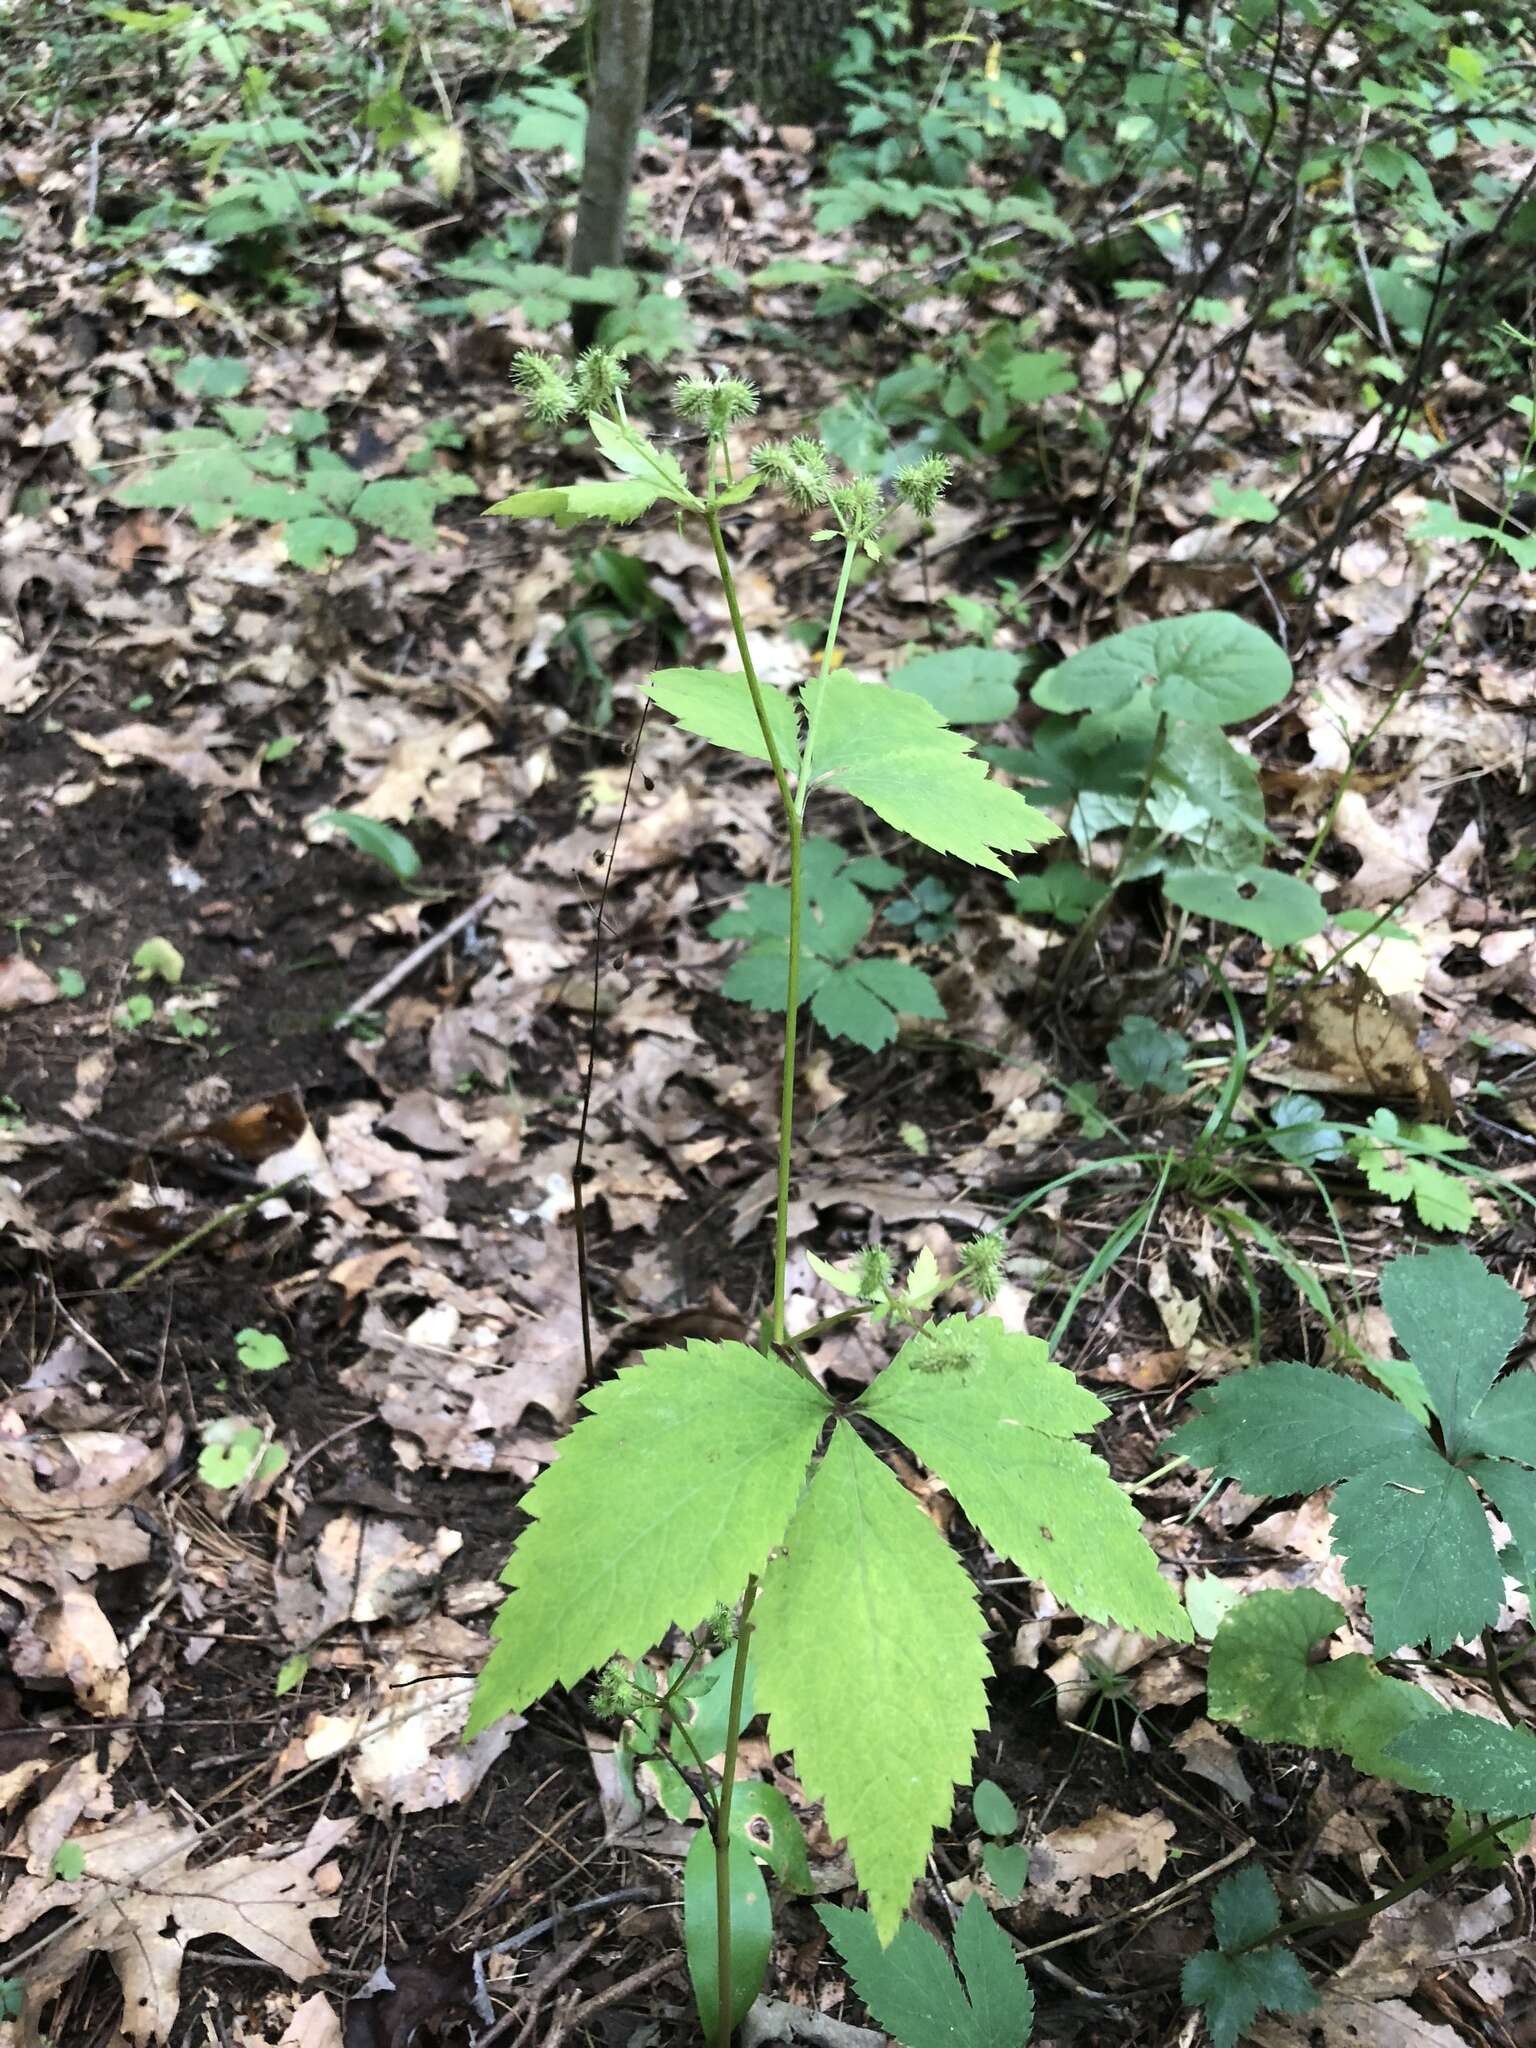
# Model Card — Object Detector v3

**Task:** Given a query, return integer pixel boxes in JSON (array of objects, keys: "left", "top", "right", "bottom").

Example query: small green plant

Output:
[
  {"left": 971, "top": 1777, "right": 1030, "bottom": 1902},
  {"left": 235, "top": 1327, "right": 288, "bottom": 1373},
  {"left": 316, "top": 811, "right": 421, "bottom": 884},
  {"left": 198, "top": 1418, "right": 287, "bottom": 1492},
  {"left": 1171, "top": 1246, "right": 1535, "bottom": 1653},
  {"left": 819, "top": 1893, "right": 1035, "bottom": 2047},
  {"left": 709, "top": 836, "right": 945, "bottom": 1052},
  {"left": 466, "top": 353, "right": 1190, "bottom": 2039},
  {"left": 1182, "top": 1865, "right": 1316, "bottom": 2048}
]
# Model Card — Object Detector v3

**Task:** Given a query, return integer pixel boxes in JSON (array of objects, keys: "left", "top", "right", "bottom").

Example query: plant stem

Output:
[{"left": 713, "top": 1576, "right": 759, "bottom": 2048}]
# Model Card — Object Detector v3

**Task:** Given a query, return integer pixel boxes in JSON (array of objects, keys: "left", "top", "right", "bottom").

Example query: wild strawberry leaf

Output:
[
  {"left": 751, "top": 1422, "right": 991, "bottom": 1941},
  {"left": 859, "top": 1317, "right": 1191, "bottom": 1641},
  {"left": 799, "top": 673, "right": 1060, "bottom": 876},
  {"left": 466, "top": 1343, "right": 829, "bottom": 1734}
]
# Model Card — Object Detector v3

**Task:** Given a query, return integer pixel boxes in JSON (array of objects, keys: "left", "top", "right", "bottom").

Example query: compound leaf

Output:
[
  {"left": 801, "top": 673, "right": 1059, "bottom": 876},
  {"left": 1379, "top": 1246, "right": 1527, "bottom": 1444},
  {"left": 350, "top": 478, "right": 441, "bottom": 549},
  {"left": 467, "top": 1343, "right": 828, "bottom": 1733},
  {"left": 1031, "top": 613, "right": 1292, "bottom": 726},
  {"left": 1389, "top": 1712, "right": 1536, "bottom": 1817},
  {"left": 646, "top": 667, "right": 801, "bottom": 768},
  {"left": 1181, "top": 1866, "right": 1315, "bottom": 2048},
  {"left": 860, "top": 1318, "right": 1191, "bottom": 1641},
  {"left": 1162, "top": 865, "right": 1327, "bottom": 949},
  {"left": 818, "top": 1893, "right": 1034, "bottom": 2048},
  {"left": 1107, "top": 1014, "right": 1189, "bottom": 1094},
  {"left": 809, "top": 958, "right": 944, "bottom": 1051},
  {"left": 1330, "top": 1437, "right": 1503, "bottom": 1652},
  {"left": 1207, "top": 1589, "right": 1442, "bottom": 1787},
  {"left": 1462, "top": 1372, "right": 1536, "bottom": 1468},
  {"left": 752, "top": 1423, "right": 990, "bottom": 1941},
  {"left": 1168, "top": 1361, "right": 1424, "bottom": 1496}
]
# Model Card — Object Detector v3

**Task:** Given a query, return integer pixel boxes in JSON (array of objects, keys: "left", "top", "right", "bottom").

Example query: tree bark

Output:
[
  {"left": 568, "top": 0, "right": 655, "bottom": 348},
  {"left": 649, "top": 0, "right": 853, "bottom": 121}
]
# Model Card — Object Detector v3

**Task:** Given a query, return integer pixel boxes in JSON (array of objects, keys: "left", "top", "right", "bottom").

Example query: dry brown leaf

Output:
[
  {"left": 72, "top": 710, "right": 257, "bottom": 791},
  {"left": 0, "top": 1181, "right": 54, "bottom": 1252},
  {"left": 1253, "top": 1997, "right": 1469, "bottom": 2046},
  {"left": 273, "top": 1513, "right": 462, "bottom": 1644},
  {"left": 1025, "top": 1806, "right": 1175, "bottom": 1916},
  {"left": 1288, "top": 970, "right": 1448, "bottom": 1110},
  {"left": 0, "top": 1807, "right": 352, "bottom": 2045},
  {"left": 0, "top": 959, "right": 58, "bottom": 1012}
]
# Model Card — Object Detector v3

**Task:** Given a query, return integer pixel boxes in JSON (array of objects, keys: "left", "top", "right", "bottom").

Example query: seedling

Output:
[
  {"left": 971, "top": 1777, "right": 1030, "bottom": 1902},
  {"left": 198, "top": 1418, "right": 288, "bottom": 1492},
  {"left": 466, "top": 354, "right": 1190, "bottom": 2040},
  {"left": 235, "top": 1327, "right": 289, "bottom": 1373},
  {"left": 316, "top": 811, "right": 421, "bottom": 885}
]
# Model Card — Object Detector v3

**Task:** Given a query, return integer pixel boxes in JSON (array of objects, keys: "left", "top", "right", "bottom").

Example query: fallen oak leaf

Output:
[{"left": 0, "top": 1806, "right": 353, "bottom": 2045}]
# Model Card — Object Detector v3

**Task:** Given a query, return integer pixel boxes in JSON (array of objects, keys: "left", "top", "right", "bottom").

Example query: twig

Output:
[
  {"left": 1013, "top": 1839, "right": 1255, "bottom": 1960},
  {"left": 535, "top": 1952, "right": 683, "bottom": 2048},
  {"left": 332, "top": 884, "right": 500, "bottom": 1031},
  {"left": 115, "top": 1176, "right": 302, "bottom": 1293}
]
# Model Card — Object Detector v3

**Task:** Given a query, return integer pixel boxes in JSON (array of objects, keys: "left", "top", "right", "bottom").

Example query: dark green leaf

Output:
[
  {"left": 1168, "top": 1362, "right": 1423, "bottom": 1496},
  {"left": 818, "top": 1893, "right": 1034, "bottom": 2048},
  {"left": 1380, "top": 1246, "right": 1527, "bottom": 1444},
  {"left": 1389, "top": 1713, "right": 1536, "bottom": 1816},
  {"left": 1162, "top": 865, "right": 1327, "bottom": 948},
  {"left": 892, "top": 647, "right": 1024, "bottom": 725},
  {"left": 1107, "top": 1015, "right": 1189, "bottom": 1094},
  {"left": 317, "top": 811, "right": 421, "bottom": 884}
]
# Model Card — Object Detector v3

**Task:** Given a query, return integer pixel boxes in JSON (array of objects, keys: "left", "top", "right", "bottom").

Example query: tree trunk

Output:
[
  {"left": 568, "top": 0, "right": 655, "bottom": 348},
  {"left": 649, "top": 0, "right": 854, "bottom": 121}
]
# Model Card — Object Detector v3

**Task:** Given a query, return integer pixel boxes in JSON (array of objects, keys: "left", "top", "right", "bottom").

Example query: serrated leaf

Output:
[
  {"left": 1031, "top": 612, "right": 1292, "bottom": 726},
  {"left": 860, "top": 1318, "right": 1191, "bottom": 1640},
  {"left": 818, "top": 1893, "right": 1034, "bottom": 2048},
  {"left": 467, "top": 1343, "right": 828, "bottom": 1733},
  {"left": 487, "top": 479, "right": 660, "bottom": 527},
  {"left": 809, "top": 964, "right": 903, "bottom": 1050},
  {"left": 588, "top": 413, "right": 699, "bottom": 507},
  {"left": 350, "top": 478, "right": 441, "bottom": 549},
  {"left": 1349, "top": 1120, "right": 1473, "bottom": 1233},
  {"left": 1264, "top": 1093, "right": 1344, "bottom": 1165},
  {"left": 800, "top": 673, "right": 1059, "bottom": 876},
  {"left": 1379, "top": 1247, "right": 1527, "bottom": 1444},
  {"left": 1462, "top": 1373, "right": 1536, "bottom": 1468},
  {"left": 646, "top": 667, "right": 801, "bottom": 767},
  {"left": 892, "top": 646, "right": 1024, "bottom": 724},
  {"left": 1162, "top": 865, "right": 1327, "bottom": 948},
  {"left": 1388, "top": 1712, "right": 1536, "bottom": 1816},
  {"left": 317, "top": 810, "right": 421, "bottom": 884},
  {"left": 752, "top": 1423, "right": 990, "bottom": 1940},
  {"left": 1008, "top": 861, "right": 1110, "bottom": 927},
  {"left": 1181, "top": 1866, "right": 1315, "bottom": 2048},
  {"left": 1207, "top": 1589, "right": 1443, "bottom": 1787},
  {"left": 1107, "top": 1015, "right": 1189, "bottom": 1094},
  {"left": 1329, "top": 1437, "right": 1502, "bottom": 1652},
  {"left": 1168, "top": 1361, "right": 1424, "bottom": 1496},
  {"left": 684, "top": 1829, "right": 771, "bottom": 2037}
]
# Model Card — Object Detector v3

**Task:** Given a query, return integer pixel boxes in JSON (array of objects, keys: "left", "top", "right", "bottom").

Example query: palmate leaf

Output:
[
  {"left": 466, "top": 1342, "right": 829, "bottom": 1734},
  {"left": 1207, "top": 1589, "right": 1443, "bottom": 1788},
  {"left": 751, "top": 1423, "right": 991, "bottom": 1941},
  {"left": 1379, "top": 1246, "right": 1526, "bottom": 1447},
  {"left": 1168, "top": 1362, "right": 1424, "bottom": 1496},
  {"left": 1181, "top": 1866, "right": 1316, "bottom": 2048},
  {"left": 801, "top": 673, "right": 1059, "bottom": 876},
  {"left": 859, "top": 1317, "right": 1191, "bottom": 1641},
  {"left": 818, "top": 1893, "right": 1034, "bottom": 2048}
]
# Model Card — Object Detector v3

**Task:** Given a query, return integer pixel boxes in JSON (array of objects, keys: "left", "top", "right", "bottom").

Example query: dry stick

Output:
[
  {"left": 536, "top": 1952, "right": 684, "bottom": 2048},
  {"left": 1013, "top": 1839, "right": 1256, "bottom": 1962},
  {"left": 115, "top": 1176, "right": 303, "bottom": 1293},
  {"left": 332, "top": 882, "right": 500, "bottom": 1032}
]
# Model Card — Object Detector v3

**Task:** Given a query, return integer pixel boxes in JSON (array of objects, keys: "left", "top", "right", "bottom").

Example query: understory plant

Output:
[{"left": 465, "top": 351, "right": 1193, "bottom": 2040}]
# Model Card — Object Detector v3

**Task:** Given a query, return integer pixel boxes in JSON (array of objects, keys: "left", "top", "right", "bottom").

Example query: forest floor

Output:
[{"left": 4, "top": 23, "right": 1536, "bottom": 2048}]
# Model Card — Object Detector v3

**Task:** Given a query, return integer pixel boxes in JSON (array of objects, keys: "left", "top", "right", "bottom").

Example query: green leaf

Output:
[
  {"left": 1462, "top": 1371, "right": 1536, "bottom": 1469},
  {"left": 1264, "top": 1094, "right": 1344, "bottom": 1165},
  {"left": 891, "top": 647, "right": 1024, "bottom": 724},
  {"left": 467, "top": 1343, "right": 828, "bottom": 1733},
  {"left": 51, "top": 1842, "right": 86, "bottom": 1883},
  {"left": 1379, "top": 1246, "right": 1526, "bottom": 1442},
  {"left": 972, "top": 1779, "right": 1019, "bottom": 1837},
  {"left": 487, "top": 479, "right": 660, "bottom": 528},
  {"left": 1032, "top": 613, "right": 1292, "bottom": 726},
  {"left": 589, "top": 413, "right": 700, "bottom": 508},
  {"left": 733, "top": 1782, "right": 813, "bottom": 1895},
  {"left": 1008, "top": 862, "right": 1110, "bottom": 927},
  {"left": 317, "top": 810, "right": 422, "bottom": 883},
  {"left": 818, "top": 1893, "right": 1034, "bottom": 2048},
  {"left": 1330, "top": 1437, "right": 1503, "bottom": 1652},
  {"left": 684, "top": 1829, "right": 772, "bottom": 2038},
  {"left": 861, "top": 1318, "right": 1190, "bottom": 1641},
  {"left": 811, "top": 957, "right": 946, "bottom": 1052},
  {"left": 1000, "top": 349, "right": 1076, "bottom": 402},
  {"left": 198, "top": 1423, "right": 269, "bottom": 1490},
  {"left": 1207, "top": 1589, "right": 1443, "bottom": 1787},
  {"left": 55, "top": 967, "right": 85, "bottom": 999},
  {"left": 1388, "top": 1713, "right": 1536, "bottom": 1816},
  {"left": 116, "top": 445, "right": 257, "bottom": 516},
  {"left": 235, "top": 1327, "right": 289, "bottom": 1373},
  {"left": 752, "top": 1422, "right": 991, "bottom": 1940},
  {"left": 175, "top": 355, "right": 250, "bottom": 398},
  {"left": 132, "top": 936, "right": 185, "bottom": 986},
  {"left": 1168, "top": 1361, "right": 1424, "bottom": 1496},
  {"left": 350, "top": 478, "right": 441, "bottom": 549},
  {"left": 1209, "top": 480, "right": 1280, "bottom": 524},
  {"left": 285, "top": 515, "right": 357, "bottom": 568},
  {"left": 1349, "top": 1119, "right": 1473, "bottom": 1233},
  {"left": 981, "top": 1841, "right": 1031, "bottom": 1902},
  {"left": 1162, "top": 866, "right": 1327, "bottom": 948},
  {"left": 1181, "top": 1866, "right": 1315, "bottom": 2048},
  {"left": 1107, "top": 1015, "right": 1189, "bottom": 1094},
  {"left": 801, "top": 673, "right": 1059, "bottom": 877},
  {"left": 646, "top": 668, "right": 801, "bottom": 767},
  {"left": 275, "top": 1652, "right": 309, "bottom": 1697}
]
